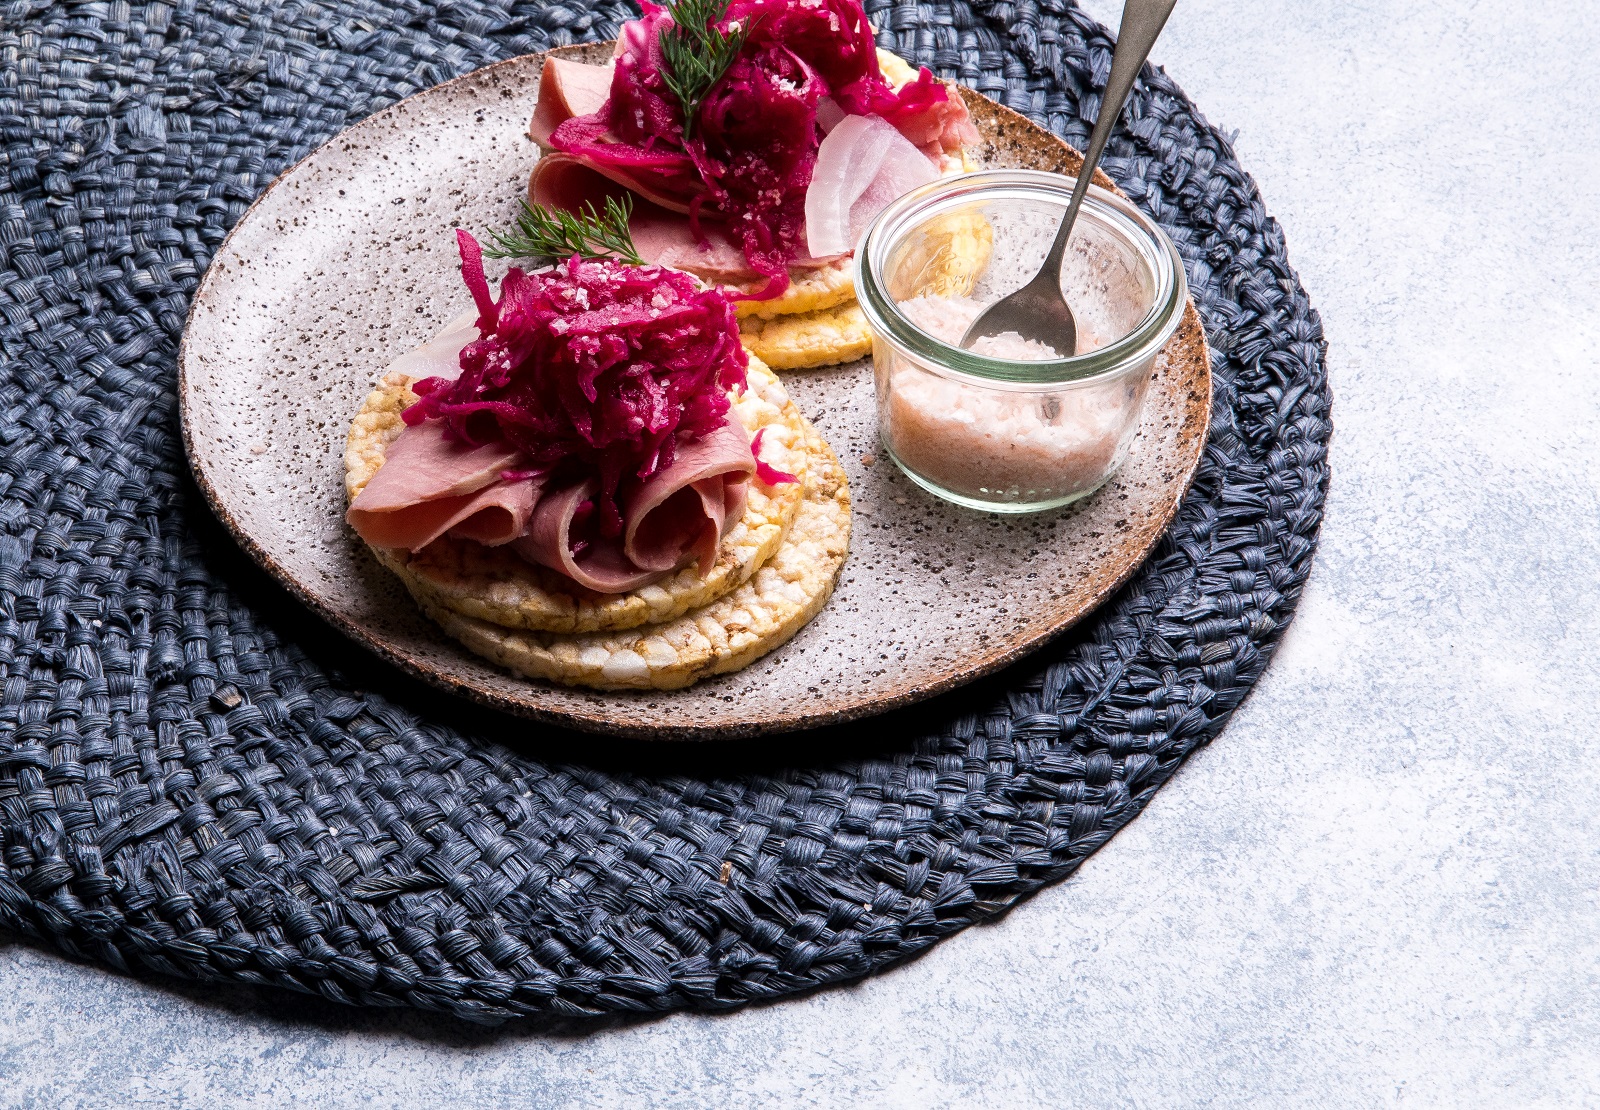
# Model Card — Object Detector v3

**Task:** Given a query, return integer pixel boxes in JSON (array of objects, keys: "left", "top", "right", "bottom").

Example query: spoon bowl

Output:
[
  {"left": 959, "top": 254, "right": 1081, "bottom": 355},
  {"left": 960, "top": 0, "right": 1178, "bottom": 354}
]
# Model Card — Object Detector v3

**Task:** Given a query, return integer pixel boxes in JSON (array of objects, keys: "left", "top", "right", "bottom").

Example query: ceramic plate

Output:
[{"left": 179, "top": 44, "right": 1211, "bottom": 740}]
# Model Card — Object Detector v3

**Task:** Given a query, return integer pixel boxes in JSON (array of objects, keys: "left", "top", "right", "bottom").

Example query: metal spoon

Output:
[{"left": 960, "top": 0, "right": 1178, "bottom": 354}]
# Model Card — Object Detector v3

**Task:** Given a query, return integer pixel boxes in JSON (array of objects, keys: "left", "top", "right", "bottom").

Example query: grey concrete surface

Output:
[{"left": 4, "top": 0, "right": 1599, "bottom": 1106}]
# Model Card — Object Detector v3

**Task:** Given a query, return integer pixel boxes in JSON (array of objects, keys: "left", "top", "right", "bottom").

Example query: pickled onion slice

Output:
[{"left": 804, "top": 114, "right": 937, "bottom": 258}]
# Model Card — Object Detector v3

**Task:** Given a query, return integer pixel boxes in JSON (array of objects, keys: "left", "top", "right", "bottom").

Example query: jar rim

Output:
[{"left": 855, "top": 169, "right": 1189, "bottom": 386}]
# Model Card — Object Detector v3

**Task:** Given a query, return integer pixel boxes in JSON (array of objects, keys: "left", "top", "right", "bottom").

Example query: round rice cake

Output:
[
  {"left": 733, "top": 256, "right": 855, "bottom": 322},
  {"left": 739, "top": 301, "right": 874, "bottom": 370},
  {"left": 885, "top": 203, "right": 997, "bottom": 300},
  {"left": 419, "top": 420, "right": 851, "bottom": 691},
  {"left": 345, "top": 357, "right": 810, "bottom": 634}
]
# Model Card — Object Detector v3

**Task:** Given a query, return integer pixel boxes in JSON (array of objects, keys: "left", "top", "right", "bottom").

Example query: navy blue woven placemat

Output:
[{"left": 0, "top": 0, "right": 1329, "bottom": 1021}]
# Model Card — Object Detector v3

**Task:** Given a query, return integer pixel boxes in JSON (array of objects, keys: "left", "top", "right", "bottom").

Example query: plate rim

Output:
[{"left": 178, "top": 45, "right": 1213, "bottom": 741}]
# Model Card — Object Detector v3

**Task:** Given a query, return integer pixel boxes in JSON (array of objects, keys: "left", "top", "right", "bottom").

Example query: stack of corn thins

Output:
[{"left": 344, "top": 357, "right": 852, "bottom": 690}]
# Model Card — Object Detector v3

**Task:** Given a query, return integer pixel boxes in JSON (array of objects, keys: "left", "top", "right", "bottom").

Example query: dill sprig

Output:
[
  {"left": 658, "top": 0, "right": 751, "bottom": 138},
  {"left": 483, "top": 196, "right": 644, "bottom": 265}
]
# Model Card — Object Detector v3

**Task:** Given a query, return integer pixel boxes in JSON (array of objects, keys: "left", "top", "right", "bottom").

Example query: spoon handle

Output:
[{"left": 1039, "top": 0, "right": 1179, "bottom": 282}]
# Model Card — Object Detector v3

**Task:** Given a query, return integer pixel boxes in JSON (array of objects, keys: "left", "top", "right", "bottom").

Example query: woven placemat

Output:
[{"left": 0, "top": 0, "right": 1329, "bottom": 1021}]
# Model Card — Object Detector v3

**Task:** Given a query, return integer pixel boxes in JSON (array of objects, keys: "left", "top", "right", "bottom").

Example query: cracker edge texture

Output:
[
  {"left": 420, "top": 421, "right": 850, "bottom": 691},
  {"left": 345, "top": 359, "right": 810, "bottom": 633}
]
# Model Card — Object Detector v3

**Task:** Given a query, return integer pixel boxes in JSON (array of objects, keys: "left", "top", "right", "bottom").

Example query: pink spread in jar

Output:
[{"left": 857, "top": 172, "right": 1186, "bottom": 512}]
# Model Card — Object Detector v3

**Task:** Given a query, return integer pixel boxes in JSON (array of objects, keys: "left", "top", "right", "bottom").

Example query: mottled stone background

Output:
[{"left": 3, "top": 0, "right": 1597, "bottom": 1105}]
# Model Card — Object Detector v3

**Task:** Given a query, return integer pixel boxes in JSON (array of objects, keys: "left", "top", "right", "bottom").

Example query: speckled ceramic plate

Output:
[{"left": 179, "top": 44, "right": 1211, "bottom": 740}]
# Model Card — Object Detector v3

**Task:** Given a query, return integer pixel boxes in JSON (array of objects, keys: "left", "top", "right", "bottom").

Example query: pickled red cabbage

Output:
[
  {"left": 547, "top": 0, "right": 974, "bottom": 297},
  {"left": 405, "top": 230, "right": 749, "bottom": 535}
]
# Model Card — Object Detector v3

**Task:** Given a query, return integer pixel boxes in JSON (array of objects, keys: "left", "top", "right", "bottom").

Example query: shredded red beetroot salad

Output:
[
  {"left": 548, "top": 0, "right": 975, "bottom": 298},
  {"left": 404, "top": 230, "right": 749, "bottom": 534}
]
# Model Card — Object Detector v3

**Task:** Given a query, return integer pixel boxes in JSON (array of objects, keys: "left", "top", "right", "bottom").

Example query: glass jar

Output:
[{"left": 855, "top": 169, "right": 1188, "bottom": 513}]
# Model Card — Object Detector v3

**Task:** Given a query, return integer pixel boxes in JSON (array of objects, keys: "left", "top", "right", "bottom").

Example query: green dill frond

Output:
[
  {"left": 482, "top": 195, "right": 644, "bottom": 266},
  {"left": 658, "top": 0, "right": 751, "bottom": 138}
]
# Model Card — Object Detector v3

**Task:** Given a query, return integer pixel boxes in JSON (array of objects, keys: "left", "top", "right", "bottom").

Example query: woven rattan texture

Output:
[{"left": 0, "top": 0, "right": 1329, "bottom": 1020}]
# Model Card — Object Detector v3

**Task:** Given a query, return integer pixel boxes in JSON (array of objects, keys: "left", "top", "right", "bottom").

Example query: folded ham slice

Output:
[
  {"left": 622, "top": 418, "right": 754, "bottom": 575},
  {"left": 529, "top": 58, "right": 614, "bottom": 147},
  {"left": 347, "top": 423, "right": 537, "bottom": 550},
  {"left": 871, "top": 68, "right": 982, "bottom": 156},
  {"left": 528, "top": 145, "right": 700, "bottom": 217},
  {"left": 349, "top": 393, "right": 760, "bottom": 594},
  {"left": 515, "top": 479, "right": 664, "bottom": 594},
  {"left": 529, "top": 154, "right": 752, "bottom": 281},
  {"left": 513, "top": 417, "right": 756, "bottom": 592}
]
